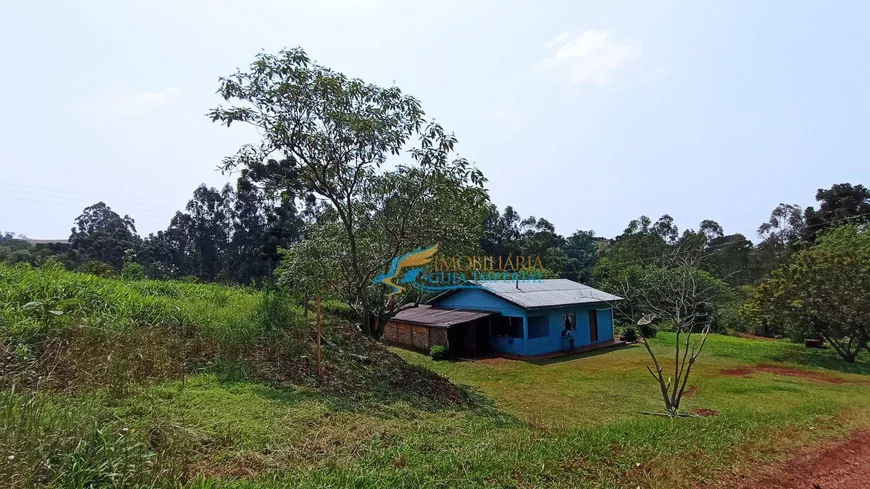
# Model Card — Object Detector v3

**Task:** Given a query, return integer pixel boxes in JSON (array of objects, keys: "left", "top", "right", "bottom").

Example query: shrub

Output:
[
  {"left": 621, "top": 326, "right": 637, "bottom": 342},
  {"left": 429, "top": 345, "right": 449, "bottom": 361},
  {"left": 639, "top": 324, "right": 657, "bottom": 338}
]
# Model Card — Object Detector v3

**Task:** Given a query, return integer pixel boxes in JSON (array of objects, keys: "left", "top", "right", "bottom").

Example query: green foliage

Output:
[
  {"left": 69, "top": 202, "right": 140, "bottom": 271},
  {"left": 639, "top": 323, "right": 658, "bottom": 338},
  {"left": 82, "top": 260, "right": 116, "bottom": 278},
  {"left": 429, "top": 345, "right": 449, "bottom": 361},
  {"left": 712, "top": 285, "right": 753, "bottom": 334},
  {"left": 0, "top": 262, "right": 283, "bottom": 346},
  {"left": 320, "top": 300, "right": 356, "bottom": 321},
  {"left": 257, "top": 288, "right": 299, "bottom": 335},
  {"left": 620, "top": 326, "right": 637, "bottom": 342},
  {"left": 803, "top": 183, "right": 870, "bottom": 242},
  {"left": 212, "top": 47, "right": 490, "bottom": 334},
  {"left": 120, "top": 256, "right": 146, "bottom": 281},
  {"left": 750, "top": 224, "right": 870, "bottom": 362}
]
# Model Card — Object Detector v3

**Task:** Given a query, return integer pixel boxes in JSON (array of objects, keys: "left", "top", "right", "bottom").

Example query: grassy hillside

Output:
[
  {"left": 2, "top": 263, "right": 870, "bottom": 488},
  {"left": 0, "top": 263, "right": 465, "bottom": 488}
]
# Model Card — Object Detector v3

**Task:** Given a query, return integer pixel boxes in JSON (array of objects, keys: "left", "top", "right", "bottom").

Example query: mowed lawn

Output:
[{"left": 395, "top": 333, "right": 870, "bottom": 431}]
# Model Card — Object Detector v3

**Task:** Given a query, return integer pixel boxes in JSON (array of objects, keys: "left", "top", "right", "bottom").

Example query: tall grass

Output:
[{"left": 0, "top": 262, "right": 302, "bottom": 346}]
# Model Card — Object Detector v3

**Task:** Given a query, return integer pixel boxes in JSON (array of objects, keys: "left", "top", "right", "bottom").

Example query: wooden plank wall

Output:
[{"left": 383, "top": 321, "right": 449, "bottom": 351}]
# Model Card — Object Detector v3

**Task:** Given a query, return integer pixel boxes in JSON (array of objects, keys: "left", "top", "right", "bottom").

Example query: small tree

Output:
[
  {"left": 751, "top": 224, "right": 870, "bottom": 362},
  {"left": 609, "top": 244, "right": 725, "bottom": 417}
]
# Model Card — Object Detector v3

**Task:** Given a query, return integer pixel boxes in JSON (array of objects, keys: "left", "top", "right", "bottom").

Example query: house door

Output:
[{"left": 589, "top": 309, "right": 599, "bottom": 342}]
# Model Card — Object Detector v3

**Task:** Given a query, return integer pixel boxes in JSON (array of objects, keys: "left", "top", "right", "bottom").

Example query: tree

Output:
[
  {"left": 699, "top": 219, "right": 724, "bottom": 242},
  {"left": 757, "top": 203, "right": 804, "bottom": 262},
  {"left": 277, "top": 146, "right": 488, "bottom": 335},
  {"left": 606, "top": 244, "right": 726, "bottom": 417},
  {"left": 562, "top": 230, "right": 600, "bottom": 283},
  {"left": 210, "top": 47, "right": 428, "bottom": 335},
  {"left": 751, "top": 224, "right": 870, "bottom": 362},
  {"left": 69, "top": 202, "right": 140, "bottom": 270},
  {"left": 653, "top": 214, "right": 679, "bottom": 244},
  {"left": 803, "top": 183, "right": 870, "bottom": 242}
]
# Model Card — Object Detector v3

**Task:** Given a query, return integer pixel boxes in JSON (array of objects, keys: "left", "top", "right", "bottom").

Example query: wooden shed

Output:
[{"left": 383, "top": 305, "right": 495, "bottom": 355}]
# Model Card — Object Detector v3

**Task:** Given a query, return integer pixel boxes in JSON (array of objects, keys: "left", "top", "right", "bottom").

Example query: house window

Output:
[
  {"left": 528, "top": 316, "right": 549, "bottom": 338},
  {"left": 492, "top": 316, "right": 523, "bottom": 338},
  {"left": 562, "top": 313, "right": 576, "bottom": 331}
]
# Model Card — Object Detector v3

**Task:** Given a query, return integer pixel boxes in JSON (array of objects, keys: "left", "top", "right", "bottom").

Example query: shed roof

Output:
[
  {"left": 389, "top": 305, "right": 494, "bottom": 328},
  {"left": 430, "top": 279, "right": 622, "bottom": 310}
]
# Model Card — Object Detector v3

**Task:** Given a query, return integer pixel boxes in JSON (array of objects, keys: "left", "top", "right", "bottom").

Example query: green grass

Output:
[
  {"left": 6, "top": 333, "right": 869, "bottom": 488},
  {"left": 0, "top": 262, "right": 286, "bottom": 345},
  {"left": 394, "top": 333, "right": 870, "bottom": 430},
  {"left": 3, "top": 263, "right": 870, "bottom": 488}
]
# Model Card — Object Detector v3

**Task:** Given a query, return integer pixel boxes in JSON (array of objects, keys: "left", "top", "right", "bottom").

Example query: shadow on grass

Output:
[
  {"left": 524, "top": 343, "right": 638, "bottom": 366},
  {"left": 784, "top": 348, "right": 870, "bottom": 376}
]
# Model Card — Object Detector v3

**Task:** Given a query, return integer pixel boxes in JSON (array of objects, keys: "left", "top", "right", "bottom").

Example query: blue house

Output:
[{"left": 382, "top": 279, "right": 624, "bottom": 357}]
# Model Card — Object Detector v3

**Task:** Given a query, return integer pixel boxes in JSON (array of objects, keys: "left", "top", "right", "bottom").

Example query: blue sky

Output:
[{"left": 1, "top": 0, "right": 868, "bottom": 240}]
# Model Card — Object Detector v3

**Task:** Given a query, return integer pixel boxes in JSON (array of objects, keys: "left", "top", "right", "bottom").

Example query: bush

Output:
[
  {"left": 639, "top": 324, "right": 657, "bottom": 338},
  {"left": 621, "top": 326, "right": 637, "bottom": 342},
  {"left": 429, "top": 345, "right": 449, "bottom": 361}
]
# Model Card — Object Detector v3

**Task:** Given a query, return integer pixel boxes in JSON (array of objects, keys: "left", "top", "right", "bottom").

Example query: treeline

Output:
[
  {"left": 1, "top": 170, "right": 309, "bottom": 285},
  {"left": 482, "top": 182, "right": 870, "bottom": 287},
  {"left": 5, "top": 181, "right": 868, "bottom": 294}
]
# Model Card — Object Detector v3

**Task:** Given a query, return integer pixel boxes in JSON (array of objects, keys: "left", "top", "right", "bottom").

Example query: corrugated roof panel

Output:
[
  {"left": 475, "top": 279, "right": 623, "bottom": 309},
  {"left": 391, "top": 305, "right": 494, "bottom": 328}
]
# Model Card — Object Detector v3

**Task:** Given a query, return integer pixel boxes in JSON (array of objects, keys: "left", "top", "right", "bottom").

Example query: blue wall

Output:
[
  {"left": 436, "top": 289, "right": 525, "bottom": 316},
  {"left": 434, "top": 289, "right": 614, "bottom": 356},
  {"left": 523, "top": 305, "right": 615, "bottom": 356},
  {"left": 436, "top": 289, "right": 527, "bottom": 355}
]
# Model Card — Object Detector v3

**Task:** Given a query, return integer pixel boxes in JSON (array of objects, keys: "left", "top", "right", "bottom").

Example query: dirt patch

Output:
[
  {"left": 718, "top": 430, "right": 870, "bottom": 489},
  {"left": 721, "top": 368, "right": 754, "bottom": 377},
  {"left": 728, "top": 330, "right": 777, "bottom": 341},
  {"left": 755, "top": 365, "right": 845, "bottom": 384},
  {"left": 684, "top": 385, "right": 699, "bottom": 398},
  {"left": 690, "top": 408, "right": 719, "bottom": 417},
  {"left": 719, "top": 365, "right": 845, "bottom": 384}
]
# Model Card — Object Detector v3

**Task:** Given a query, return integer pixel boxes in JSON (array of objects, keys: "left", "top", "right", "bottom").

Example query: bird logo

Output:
[{"left": 374, "top": 245, "right": 439, "bottom": 295}]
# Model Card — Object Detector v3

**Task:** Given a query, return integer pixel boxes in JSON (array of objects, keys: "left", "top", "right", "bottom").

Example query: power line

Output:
[
  {"left": 0, "top": 181, "right": 180, "bottom": 212},
  {"left": 0, "top": 186, "right": 168, "bottom": 219}
]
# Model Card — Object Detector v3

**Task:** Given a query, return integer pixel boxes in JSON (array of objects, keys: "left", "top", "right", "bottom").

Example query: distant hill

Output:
[{"left": 24, "top": 238, "right": 68, "bottom": 245}]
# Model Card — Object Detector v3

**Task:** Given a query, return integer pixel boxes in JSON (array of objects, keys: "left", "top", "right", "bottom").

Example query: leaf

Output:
[
  {"left": 48, "top": 310, "right": 64, "bottom": 316},
  {"left": 22, "top": 301, "right": 43, "bottom": 311}
]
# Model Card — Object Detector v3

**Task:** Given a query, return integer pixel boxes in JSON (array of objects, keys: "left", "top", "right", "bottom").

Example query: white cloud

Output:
[
  {"left": 537, "top": 30, "right": 644, "bottom": 87},
  {"left": 545, "top": 31, "right": 572, "bottom": 49},
  {"left": 109, "top": 87, "right": 182, "bottom": 117},
  {"left": 481, "top": 106, "right": 521, "bottom": 124}
]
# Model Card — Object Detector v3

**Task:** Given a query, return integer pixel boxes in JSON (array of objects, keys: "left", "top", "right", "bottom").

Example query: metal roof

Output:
[
  {"left": 390, "top": 305, "right": 494, "bottom": 328},
  {"left": 473, "top": 279, "right": 623, "bottom": 309}
]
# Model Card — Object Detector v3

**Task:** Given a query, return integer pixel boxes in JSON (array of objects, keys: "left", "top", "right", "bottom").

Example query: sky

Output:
[{"left": 1, "top": 0, "right": 869, "bottom": 241}]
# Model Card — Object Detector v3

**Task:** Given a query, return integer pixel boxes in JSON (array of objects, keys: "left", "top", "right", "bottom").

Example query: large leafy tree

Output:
[
  {"left": 562, "top": 230, "right": 600, "bottom": 283},
  {"left": 751, "top": 224, "right": 870, "bottom": 362},
  {"left": 802, "top": 183, "right": 870, "bottom": 242},
  {"left": 69, "top": 202, "right": 140, "bottom": 270},
  {"left": 211, "top": 47, "right": 486, "bottom": 335}
]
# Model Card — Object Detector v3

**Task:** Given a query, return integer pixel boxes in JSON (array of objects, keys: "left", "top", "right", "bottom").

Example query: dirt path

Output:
[{"left": 719, "top": 430, "right": 870, "bottom": 489}]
